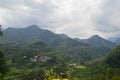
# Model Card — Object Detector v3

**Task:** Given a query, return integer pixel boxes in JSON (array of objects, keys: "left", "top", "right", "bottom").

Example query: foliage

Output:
[
  {"left": 105, "top": 45, "right": 120, "bottom": 68},
  {"left": 0, "top": 50, "right": 8, "bottom": 80},
  {"left": 0, "top": 25, "right": 8, "bottom": 80},
  {"left": 0, "top": 25, "right": 119, "bottom": 80},
  {"left": 91, "top": 45, "right": 120, "bottom": 80}
]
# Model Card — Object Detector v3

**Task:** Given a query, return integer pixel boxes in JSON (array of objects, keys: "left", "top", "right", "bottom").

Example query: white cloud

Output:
[
  {"left": 0, "top": 0, "right": 120, "bottom": 39},
  {"left": 34, "top": 0, "right": 44, "bottom": 3},
  {"left": 93, "top": 0, "right": 120, "bottom": 39}
]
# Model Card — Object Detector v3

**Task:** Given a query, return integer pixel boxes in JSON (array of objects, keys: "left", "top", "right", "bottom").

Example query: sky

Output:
[{"left": 0, "top": 0, "right": 120, "bottom": 40}]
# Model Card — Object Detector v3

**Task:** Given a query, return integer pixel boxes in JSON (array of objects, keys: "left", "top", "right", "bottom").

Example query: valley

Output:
[{"left": 0, "top": 25, "right": 120, "bottom": 80}]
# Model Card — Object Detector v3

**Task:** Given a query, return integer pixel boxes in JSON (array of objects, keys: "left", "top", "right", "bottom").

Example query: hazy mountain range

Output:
[
  {"left": 2, "top": 25, "right": 118, "bottom": 47},
  {"left": 74, "top": 35, "right": 116, "bottom": 48},
  {"left": 1, "top": 25, "right": 119, "bottom": 64}
]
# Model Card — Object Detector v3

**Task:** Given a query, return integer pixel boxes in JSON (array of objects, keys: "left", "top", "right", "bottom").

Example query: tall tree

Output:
[
  {"left": 0, "top": 25, "right": 2, "bottom": 36},
  {"left": 0, "top": 25, "right": 7, "bottom": 80}
]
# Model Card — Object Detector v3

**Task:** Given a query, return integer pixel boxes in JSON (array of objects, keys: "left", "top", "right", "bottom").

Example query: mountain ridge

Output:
[
  {"left": 0, "top": 25, "right": 117, "bottom": 65},
  {"left": 75, "top": 35, "right": 116, "bottom": 48},
  {"left": 3, "top": 25, "right": 67, "bottom": 47}
]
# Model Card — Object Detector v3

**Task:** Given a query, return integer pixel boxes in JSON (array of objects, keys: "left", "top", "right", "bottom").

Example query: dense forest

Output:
[{"left": 0, "top": 25, "right": 120, "bottom": 80}]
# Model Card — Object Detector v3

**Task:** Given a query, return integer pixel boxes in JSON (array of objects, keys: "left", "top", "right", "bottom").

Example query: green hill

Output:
[
  {"left": 75, "top": 35, "right": 116, "bottom": 48},
  {"left": 1, "top": 25, "right": 114, "bottom": 65},
  {"left": 92, "top": 45, "right": 120, "bottom": 80},
  {"left": 104, "top": 45, "right": 120, "bottom": 68}
]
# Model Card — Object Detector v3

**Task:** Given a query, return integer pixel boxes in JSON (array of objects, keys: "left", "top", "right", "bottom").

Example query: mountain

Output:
[
  {"left": 3, "top": 25, "right": 66, "bottom": 47},
  {"left": 58, "top": 38, "right": 111, "bottom": 64},
  {"left": 91, "top": 45, "right": 120, "bottom": 80},
  {"left": 104, "top": 45, "right": 120, "bottom": 68},
  {"left": 3, "top": 25, "right": 115, "bottom": 49},
  {"left": 75, "top": 35, "right": 116, "bottom": 48},
  {"left": 59, "top": 34, "right": 70, "bottom": 39},
  {"left": 1, "top": 25, "right": 119, "bottom": 80},
  {"left": 115, "top": 38, "right": 120, "bottom": 45},
  {"left": 1, "top": 40, "right": 67, "bottom": 69},
  {"left": 1, "top": 25, "right": 114, "bottom": 65}
]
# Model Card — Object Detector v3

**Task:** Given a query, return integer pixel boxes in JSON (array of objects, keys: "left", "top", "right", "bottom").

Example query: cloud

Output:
[
  {"left": 94, "top": 0, "right": 120, "bottom": 38},
  {"left": 0, "top": 0, "right": 120, "bottom": 39}
]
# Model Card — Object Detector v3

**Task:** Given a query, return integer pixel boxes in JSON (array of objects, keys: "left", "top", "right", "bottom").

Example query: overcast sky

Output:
[{"left": 0, "top": 0, "right": 120, "bottom": 39}]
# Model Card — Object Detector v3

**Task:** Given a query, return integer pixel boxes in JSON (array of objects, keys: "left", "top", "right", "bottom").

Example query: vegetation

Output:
[
  {"left": 0, "top": 25, "right": 8, "bottom": 80},
  {"left": 0, "top": 25, "right": 120, "bottom": 80},
  {"left": 0, "top": 50, "right": 8, "bottom": 80},
  {"left": 91, "top": 45, "right": 120, "bottom": 80}
]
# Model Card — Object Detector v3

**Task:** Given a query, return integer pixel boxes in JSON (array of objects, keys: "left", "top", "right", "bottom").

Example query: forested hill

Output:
[
  {"left": 0, "top": 25, "right": 119, "bottom": 80},
  {"left": 92, "top": 45, "right": 120, "bottom": 80},
  {"left": 104, "top": 45, "right": 120, "bottom": 68},
  {"left": 115, "top": 38, "right": 120, "bottom": 45},
  {"left": 1, "top": 25, "right": 117, "bottom": 64},
  {"left": 3, "top": 25, "right": 69, "bottom": 47},
  {"left": 3, "top": 25, "right": 116, "bottom": 48},
  {"left": 75, "top": 35, "right": 116, "bottom": 48}
]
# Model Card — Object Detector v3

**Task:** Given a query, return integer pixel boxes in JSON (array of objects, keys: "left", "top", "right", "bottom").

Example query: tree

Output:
[
  {"left": 0, "top": 50, "right": 8, "bottom": 80},
  {"left": 0, "top": 25, "right": 2, "bottom": 36},
  {"left": 0, "top": 25, "right": 8, "bottom": 80},
  {"left": 20, "top": 69, "right": 45, "bottom": 80}
]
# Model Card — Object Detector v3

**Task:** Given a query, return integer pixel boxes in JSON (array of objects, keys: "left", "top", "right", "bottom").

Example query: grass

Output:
[
  {"left": 53, "top": 79, "right": 69, "bottom": 80},
  {"left": 74, "top": 65, "right": 86, "bottom": 69}
]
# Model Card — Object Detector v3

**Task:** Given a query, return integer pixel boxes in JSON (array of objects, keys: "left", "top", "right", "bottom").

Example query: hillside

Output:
[
  {"left": 1, "top": 25, "right": 115, "bottom": 65},
  {"left": 104, "top": 45, "right": 120, "bottom": 68},
  {"left": 91, "top": 45, "right": 120, "bottom": 80},
  {"left": 115, "top": 38, "right": 120, "bottom": 45},
  {"left": 75, "top": 35, "right": 116, "bottom": 48},
  {"left": 3, "top": 25, "right": 67, "bottom": 47},
  {"left": 0, "top": 25, "right": 119, "bottom": 80},
  {"left": 59, "top": 38, "right": 110, "bottom": 64}
]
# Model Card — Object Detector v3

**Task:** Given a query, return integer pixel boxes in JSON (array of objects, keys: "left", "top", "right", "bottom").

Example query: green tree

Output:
[
  {"left": 0, "top": 25, "right": 8, "bottom": 80},
  {"left": 0, "top": 25, "right": 2, "bottom": 36},
  {"left": 20, "top": 69, "right": 45, "bottom": 80},
  {"left": 0, "top": 50, "right": 7, "bottom": 80}
]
